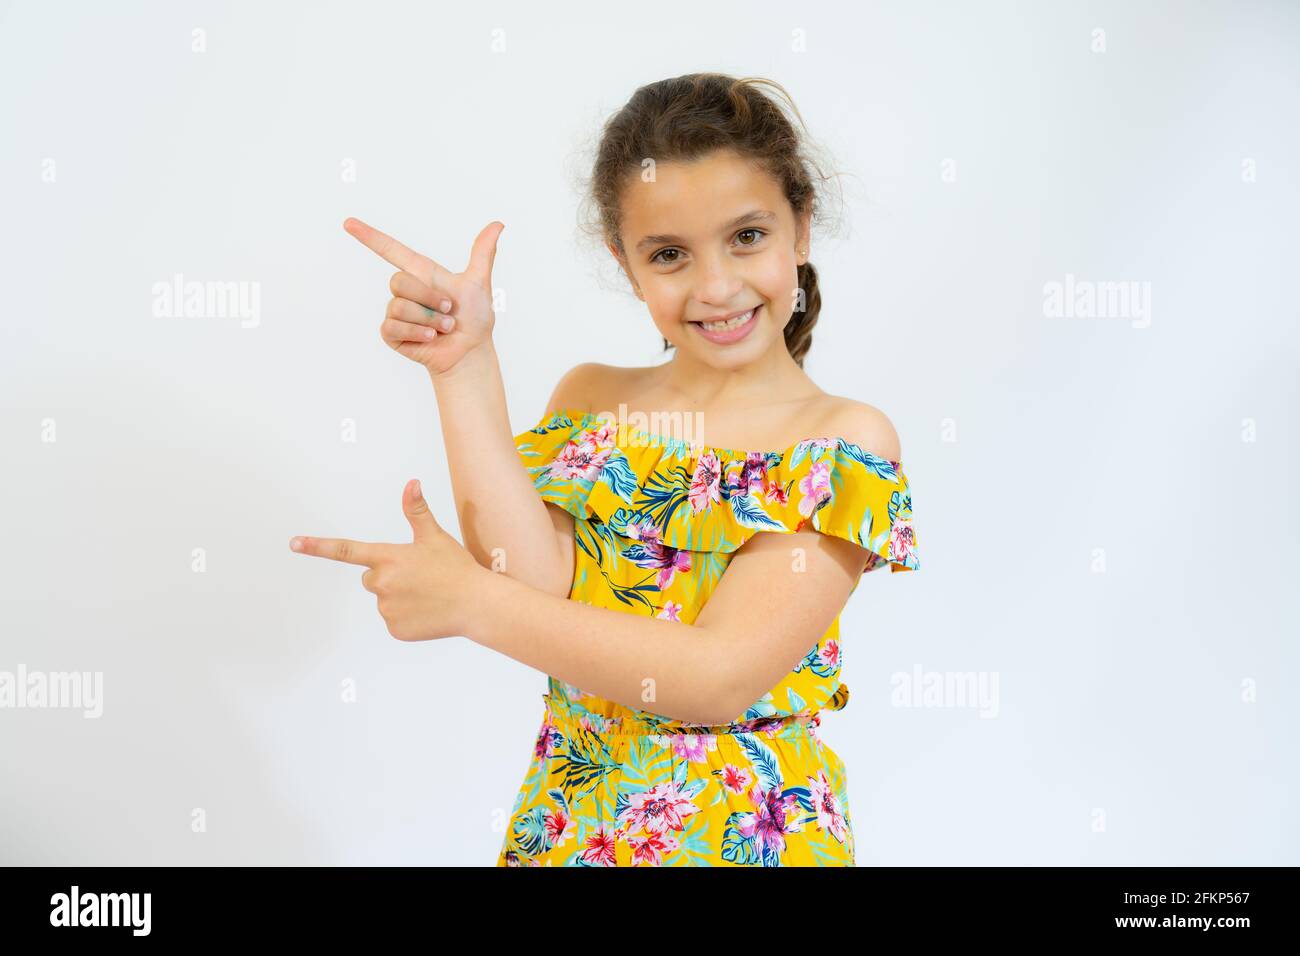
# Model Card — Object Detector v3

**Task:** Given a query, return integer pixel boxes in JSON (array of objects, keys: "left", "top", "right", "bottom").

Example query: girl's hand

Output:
[
  {"left": 343, "top": 217, "right": 504, "bottom": 378},
  {"left": 289, "top": 479, "right": 487, "bottom": 641}
]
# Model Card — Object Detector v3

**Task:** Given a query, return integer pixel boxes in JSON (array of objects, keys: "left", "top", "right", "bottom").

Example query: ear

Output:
[
  {"left": 607, "top": 241, "right": 643, "bottom": 299},
  {"left": 796, "top": 209, "right": 812, "bottom": 262}
]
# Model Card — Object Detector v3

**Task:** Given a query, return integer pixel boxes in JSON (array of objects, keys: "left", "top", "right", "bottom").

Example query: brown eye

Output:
[
  {"left": 651, "top": 248, "right": 680, "bottom": 264},
  {"left": 736, "top": 228, "right": 766, "bottom": 247}
]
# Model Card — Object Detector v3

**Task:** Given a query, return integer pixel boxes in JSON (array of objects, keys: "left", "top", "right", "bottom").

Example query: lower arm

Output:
[
  {"left": 429, "top": 344, "right": 567, "bottom": 596},
  {"left": 466, "top": 569, "right": 738, "bottom": 726}
]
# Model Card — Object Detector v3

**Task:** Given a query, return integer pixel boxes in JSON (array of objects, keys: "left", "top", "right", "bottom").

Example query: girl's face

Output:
[{"left": 610, "top": 149, "right": 811, "bottom": 372}]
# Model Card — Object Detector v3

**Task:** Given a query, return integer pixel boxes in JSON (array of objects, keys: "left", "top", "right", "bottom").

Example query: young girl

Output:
[{"left": 291, "top": 73, "right": 920, "bottom": 867}]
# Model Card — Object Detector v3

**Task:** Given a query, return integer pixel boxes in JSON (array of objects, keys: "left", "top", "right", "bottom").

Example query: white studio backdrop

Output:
[{"left": 1, "top": 0, "right": 1296, "bottom": 865}]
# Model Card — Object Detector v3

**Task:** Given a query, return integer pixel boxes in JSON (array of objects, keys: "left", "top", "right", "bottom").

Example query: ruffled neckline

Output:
[
  {"left": 516, "top": 407, "right": 919, "bottom": 574},
  {"left": 543, "top": 407, "right": 903, "bottom": 470}
]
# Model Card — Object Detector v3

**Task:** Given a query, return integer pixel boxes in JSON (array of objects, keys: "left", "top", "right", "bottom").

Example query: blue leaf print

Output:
[
  {"left": 721, "top": 812, "right": 760, "bottom": 865},
  {"left": 597, "top": 451, "right": 639, "bottom": 503},
  {"left": 736, "top": 733, "right": 783, "bottom": 792},
  {"left": 890, "top": 488, "right": 912, "bottom": 521},
  {"left": 741, "top": 693, "right": 779, "bottom": 721},
  {"left": 679, "top": 776, "right": 709, "bottom": 800},
  {"left": 836, "top": 440, "right": 899, "bottom": 480},
  {"left": 546, "top": 787, "right": 570, "bottom": 816},
  {"left": 729, "top": 493, "right": 785, "bottom": 531},
  {"left": 672, "top": 757, "right": 688, "bottom": 790},
  {"left": 786, "top": 687, "right": 807, "bottom": 714},
  {"left": 511, "top": 806, "right": 552, "bottom": 857},
  {"left": 620, "top": 543, "right": 659, "bottom": 565}
]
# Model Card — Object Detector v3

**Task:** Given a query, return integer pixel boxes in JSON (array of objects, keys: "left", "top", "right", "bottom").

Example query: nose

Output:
[{"left": 693, "top": 252, "right": 744, "bottom": 307}]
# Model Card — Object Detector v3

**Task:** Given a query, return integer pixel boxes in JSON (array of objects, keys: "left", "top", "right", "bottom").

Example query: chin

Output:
[{"left": 682, "top": 331, "right": 773, "bottom": 368}]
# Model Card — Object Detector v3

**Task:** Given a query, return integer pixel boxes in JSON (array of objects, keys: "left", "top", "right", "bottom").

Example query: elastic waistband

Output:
[{"left": 541, "top": 681, "right": 849, "bottom": 743}]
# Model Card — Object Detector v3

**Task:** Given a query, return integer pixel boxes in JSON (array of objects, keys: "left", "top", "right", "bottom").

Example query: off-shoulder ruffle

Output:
[{"left": 514, "top": 408, "right": 920, "bottom": 575}]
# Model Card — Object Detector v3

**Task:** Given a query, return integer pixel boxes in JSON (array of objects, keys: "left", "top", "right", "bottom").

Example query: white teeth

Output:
[{"left": 699, "top": 308, "right": 755, "bottom": 331}]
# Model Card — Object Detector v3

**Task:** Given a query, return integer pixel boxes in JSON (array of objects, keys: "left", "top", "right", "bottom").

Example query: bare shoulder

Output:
[
  {"left": 566, "top": 363, "right": 658, "bottom": 414},
  {"left": 818, "top": 396, "right": 903, "bottom": 462},
  {"left": 545, "top": 362, "right": 630, "bottom": 412}
]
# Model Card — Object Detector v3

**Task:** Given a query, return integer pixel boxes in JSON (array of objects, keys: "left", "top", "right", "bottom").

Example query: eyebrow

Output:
[{"left": 634, "top": 209, "right": 778, "bottom": 253}]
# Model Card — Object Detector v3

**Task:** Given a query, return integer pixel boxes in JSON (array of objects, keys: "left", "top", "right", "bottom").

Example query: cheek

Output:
[
  {"left": 641, "top": 287, "right": 685, "bottom": 332},
  {"left": 756, "top": 256, "right": 797, "bottom": 295}
]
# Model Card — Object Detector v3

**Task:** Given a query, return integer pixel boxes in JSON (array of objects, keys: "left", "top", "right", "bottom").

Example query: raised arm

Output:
[
  {"left": 428, "top": 351, "right": 588, "bottom": 599},
  {"left": 342, "top": 216, "right": 574, "bottom": 598}
]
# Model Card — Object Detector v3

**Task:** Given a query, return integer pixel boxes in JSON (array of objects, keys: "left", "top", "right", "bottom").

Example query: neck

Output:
[{"left": 653, "top": 340, "right": 818, "bottom": 411}]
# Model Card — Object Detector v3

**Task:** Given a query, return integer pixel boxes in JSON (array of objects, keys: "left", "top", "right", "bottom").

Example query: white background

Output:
[{"left": 1, "top": 0, "right": 1296, "bottom": 865}]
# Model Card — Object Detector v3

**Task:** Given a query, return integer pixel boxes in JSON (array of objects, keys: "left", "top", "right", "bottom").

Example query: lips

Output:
[
  {"left": 690, "top": 304, "right": 761, "bottom": 344},
  {"left": 691, "top": 306, "right": 759, "bottom": 325}
]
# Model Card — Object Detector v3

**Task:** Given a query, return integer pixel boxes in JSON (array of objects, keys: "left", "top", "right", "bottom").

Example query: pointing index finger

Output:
[
  {"left": 343, "top": 217, "right": 453, "bottom": 288},
  {"left": 289, "top": 535, "right": 384, "bottom": 567}
]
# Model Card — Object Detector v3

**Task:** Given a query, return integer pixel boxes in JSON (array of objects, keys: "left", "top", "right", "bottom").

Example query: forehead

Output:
[{"left": 620, "top": 150, "right": 787, "bottom": 237}]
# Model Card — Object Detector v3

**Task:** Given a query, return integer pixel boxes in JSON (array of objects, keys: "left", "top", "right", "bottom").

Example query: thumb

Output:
[
  {"left": 466, "top": 220, "right": 504, "bottom": 287},
  {"left": 403, "top": 478, "right": 440, "bottom": 541}
]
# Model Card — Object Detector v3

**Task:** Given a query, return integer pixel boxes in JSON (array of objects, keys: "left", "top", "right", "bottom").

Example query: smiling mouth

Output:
[{"left": 691, "top": 306, "right": 759, "bottom": 331}]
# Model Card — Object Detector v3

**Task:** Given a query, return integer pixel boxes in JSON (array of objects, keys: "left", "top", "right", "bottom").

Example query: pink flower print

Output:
[
  {"left": 544, "top": 807, "right": 577, "bottom": 848},
  {"left": 737, "top": 451, "right": 770, "bottom": 494},
  {"left": 625, "top": 829, "right": 681, "bottom": 866},
  {"left": 579, "top": 826, "right": 619, "bottom": 867},
  {"left": 891, "top": 517, "right": 916, "bottom": 565},
  {"left": 689, "top": 451, "right": 722, "bottom": 513},
  {"left": 738, "top": 783, "right": 804, "bottom": 858},
  {"left": 797, "top": 460, "right": 832, "bottom": 518},
  {"left": 720, "top": 764, "right": 754, "bottom": 793},
  {"left": 589, "top": 421, "right": 618, "bottom": 447},
  {"left": 665, "top": 733, "right": 719, "bottom": 763},
  {"left": 808, "top": 769, "right": 849, "bottom": 844},
  {"left": 534, "top": 718, "right": 563, "bottom": 760},
  {"left": 625, "top": 520, "right": 692, "bottom": 590},
  {"left": 657, "top": 600, "right": 682, "bottom": 622},
  {"left": 549, "top": 436, "right": 614, "bottom": 482},
  {"left": 819, "top": 639, "right": 840, "bottom": 669},
  {"left": 616, "top": 781, "right": 702, "bottom": 835},
  {"left": 657, "top": 555, "right": 690, "bottom": 590}
]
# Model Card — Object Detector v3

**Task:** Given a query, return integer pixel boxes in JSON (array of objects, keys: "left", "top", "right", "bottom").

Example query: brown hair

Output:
[{"left": 579, "top": 73, "right": 843, "bottom": 369}]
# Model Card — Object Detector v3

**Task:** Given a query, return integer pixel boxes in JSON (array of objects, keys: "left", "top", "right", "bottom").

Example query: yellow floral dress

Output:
[{"left": 497, "top": 408, "right": 920, "bottom": 867}]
